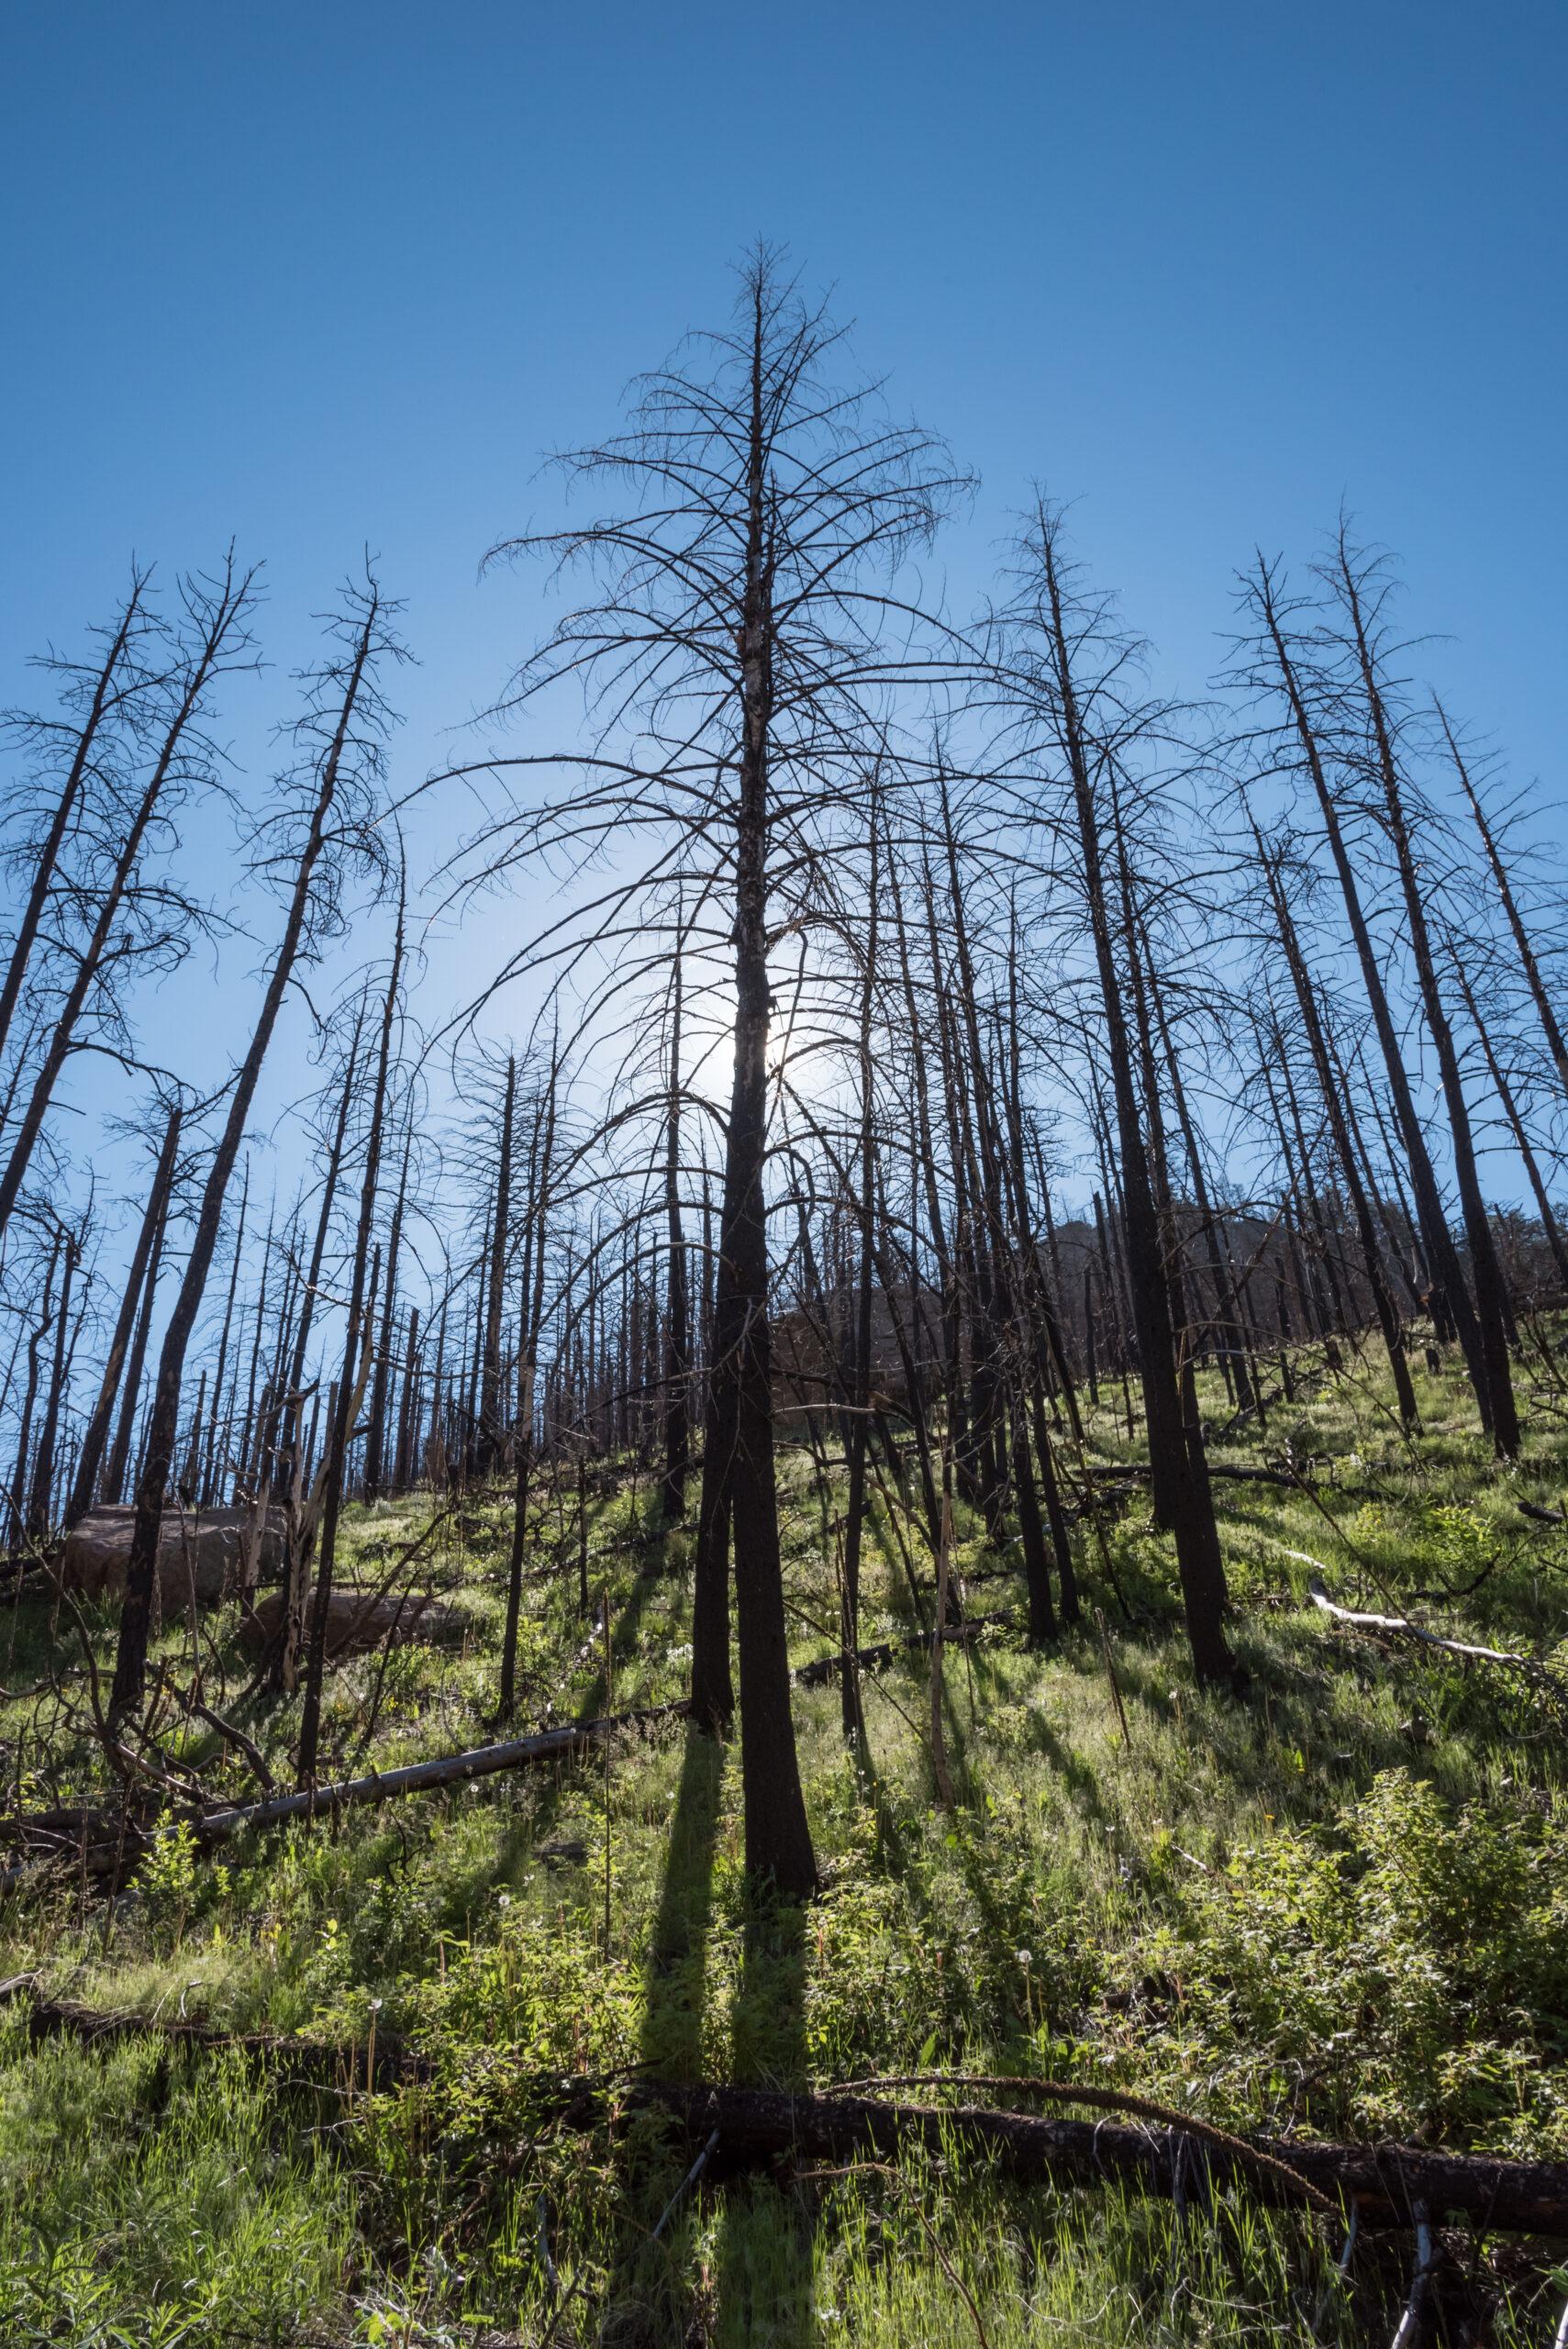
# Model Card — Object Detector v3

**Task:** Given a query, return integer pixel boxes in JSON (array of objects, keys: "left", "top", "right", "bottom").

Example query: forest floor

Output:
[{"left": 2, "top": 1329, "right": 1567, "bottom": 2346}]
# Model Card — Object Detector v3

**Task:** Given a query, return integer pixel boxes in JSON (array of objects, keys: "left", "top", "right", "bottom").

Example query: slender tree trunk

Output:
[
  {"left": 1438, "top": 702, "right": 1568, "bottom": 1103},
  {"left": 198, "top": 1156, "right": 249, "bottom": 1507},
  {"left": 1330, "top": 553, "right": 1518, "bottom": 1454},
  {"left": 68, "top": 1104, "right": 183, "bottom": 1521},
  {"left": 1246, "top": 562, "right": 1492, "bottom": 1427},
  {"left": 691, "top": 294, "right": 816, "bottom": 1893},
  {"left": 1450, "top": 954, "right": 1568, "bottom": 1294},
  {"left": 499, "top": 1054, "right": 559, "bottom": 1720},
  {"left": 103, "top": 1177, "right": 172, "bottom": 1507},
  {"left": 27, "top": 1230, "right": 77, "bottom": 1538},
  {"left": 0, "top": 576, "right": 150, "bottom": 1073},
  {"left": 661, "top": 934, "right": 691, "bottom": 1526},
  {"left": 108, "top": 587, "right": 385, "bottom": 1726},
  {"left": 1038, "top": 523, "right": 1237, "bottom": 1687},
  {"left": 0, "top": 562, "right": 253, "bottom": 1234},
  {"left": 363, "top": 1126, "right": 413, "bottom": 1501},
  {"left": 477, "top": 1058, "right": 516, "bottom": 1482},
  {"left": 297, "top": 902, "right": 405, "bottom": 1784},
  {"left": 1256, "top": 839, "right": 1418, "bottom": 1423}
]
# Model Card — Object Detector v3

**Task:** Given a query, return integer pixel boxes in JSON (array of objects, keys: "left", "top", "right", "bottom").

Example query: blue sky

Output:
[{"left": 2, "top": 0, "right": 1562, "bottom": 1174}]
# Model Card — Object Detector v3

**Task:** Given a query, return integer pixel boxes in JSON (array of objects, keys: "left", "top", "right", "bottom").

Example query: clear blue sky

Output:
[{"left": 2, "top": 0, "right": 1562, "bottom": 1133}]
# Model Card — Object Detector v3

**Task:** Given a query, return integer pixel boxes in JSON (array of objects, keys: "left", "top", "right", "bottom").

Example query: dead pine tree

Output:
[
  {"left": 0, "top": 552, "right": 261, "bottom": 1236},
  {"left": 1231, "top": 552, "right": 1498, "bottom": 1443},
  {"left": 66, "top": 1098, "right": 183, "bottom": 1522},
  {"left": 296, "top": 886, "right": 406, "bottom": 1788},
  {"left": 989, "top": 499, "right": 1241, "bottom": 1691},
  {"left": 438, "top": 247, "right": 971, "bottom": 1893},
  {"left": 474, "top": 1052, "right": 517, "bottom": 1486},
  {"left": 107, "top": 573, "right": 403, "bottom": 1729},
  {"left": 1320, "top": 527, "right": 1519, "bottom": 1455},
  {"left": 498, "top": 1030, "right": 562, "bottom": 1720},
  {"left": 0, "top": 568, "right": 160, "bottom": 1076},
  {"left": 1248, "top": 818, "right": 1419, "bottom": 1426},
  {"left": 660, "top": 908, "right": 692, "bottom": 1531}
]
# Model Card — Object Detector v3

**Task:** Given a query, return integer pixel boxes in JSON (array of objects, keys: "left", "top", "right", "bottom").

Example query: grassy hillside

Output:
[{"left": 3, "top": 1330, "right": 1566, "bottom": 2345}]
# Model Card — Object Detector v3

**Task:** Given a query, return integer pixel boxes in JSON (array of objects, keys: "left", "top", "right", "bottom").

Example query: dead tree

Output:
[
  {"left": 660, "top": 920, "right": 691, "bottom": 1527},
  {"left": 498, "top": 1038, "right": 561, "bottom": 1720},
  {"left": 0, "top": 553, "right": 259, "bottom": 1235},
  {"left": 990, "top": 501, "right": 1240, "bottom": 1688},
  {"left": 1321, "top": 529, "right": 1519, "bottom": 1453},
  {"left": 0, "top": 570, "right": 158, "bottom": 1074},
  {"left": 1251, "top": 825, "right": 1419, "bottom": 1424},
  {"left": 296, "top": 890, "right": 406, "bottom": 1787},
  {"left": 107, "top": 573, "right": 401, "bottom": 1727},
  {"left": 1437, "top": 701, "right": 1568, "bottom": 1103},
  {"left": 1233, "top": 554, "right": 1497, "bottom": 1440},
  {"left": 441, "top": 250, "right": 969, "bottom": 1892},
  {"left": 66, "top": 1099, "right": 183, "bottom": 1522}
]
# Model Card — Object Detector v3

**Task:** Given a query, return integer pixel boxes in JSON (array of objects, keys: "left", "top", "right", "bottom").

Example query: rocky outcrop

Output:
[
  {"left": 237, "top": 1585, "right": 463, "bottom": 1659},
  {"left": 58, "top": 1504, "right": 284, "bottom": 1609}
]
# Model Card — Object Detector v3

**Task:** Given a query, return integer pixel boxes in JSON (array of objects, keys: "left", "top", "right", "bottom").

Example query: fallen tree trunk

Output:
[
  {"left": 0, "top": 1699, "right": 691, "bottom": 1890},
  {"left": 4, "top": 1612, "right": 1022, "bottom": 1888},
  {"left": 1105, "top": 1460, "right": 1385, "bottom": 1502},
  {"left": 6, "top": 1988, "right": 1561, "bottom": 2239},
  {"left": 628, "top": 2080, "right": 1568, "bottom": 2236},
  {"left": 0, "top": 1972, "right": 424, "bottom": 2088},
  {"left": 792, "top": 1607, "right": 1014, "bottom": 1687},
  {"left": 1304, "top": 1572, "right": 1568, "bottom": 1720}
]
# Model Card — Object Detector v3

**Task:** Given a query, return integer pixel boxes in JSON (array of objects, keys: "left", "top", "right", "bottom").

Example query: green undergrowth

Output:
[{"left": 2, "top": 1327, "right": 1567, "bottom": 2342}]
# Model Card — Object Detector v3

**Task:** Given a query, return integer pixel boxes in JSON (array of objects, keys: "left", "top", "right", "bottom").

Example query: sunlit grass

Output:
[{"left": 1, "top": 1321, "right": 1565, "bottom": 2340}]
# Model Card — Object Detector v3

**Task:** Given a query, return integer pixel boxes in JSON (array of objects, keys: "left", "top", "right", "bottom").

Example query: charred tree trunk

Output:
[
  {"left": 108, "top": 584, "right": 388, "bottom": 1727},
  {"left": 68, "top": 1103, "right": 183, "bottom": 1522},
  {"left": 296, "top": 899, "right": 405, "bottom": 1785}
]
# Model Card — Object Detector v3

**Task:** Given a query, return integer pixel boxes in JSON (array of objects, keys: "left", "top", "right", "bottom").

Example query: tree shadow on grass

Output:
[
  {"left": 713, "top": 1890, "right": 816, "bottom": 2349},
  {"left": 643, "top": 1724, "right": 727, "bottom": 2082},
  {"left": 596, "top": 1722, "right": 728, "bottom": 2346}
]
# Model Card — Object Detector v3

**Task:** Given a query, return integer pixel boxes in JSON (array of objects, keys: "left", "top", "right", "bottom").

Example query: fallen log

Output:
[
  {"left": 1303, "top": 1572, "right": 1568, "bottom": 1717},
  {"left": 0, "top": 1972, "right": 424, "bottom": 2088},
  {"left": 1105, "top": 1460, "right": 1385, "bottom": 1502},
  {"left": 7, "top": 1987, "right": 1562, "bottom": 2240},
  {"left": 792, "top": 1608, "right": 1015, "bottom": 1687},
  {"left": 628, "top": 2080, "right": 1568, "bottom": 2236},
  {"left": 3, "top": 1606, "right": 1009, "bottom": 1888},
  {"left": 0, "top": 1698, "right": 691, "bottom": 1891}
]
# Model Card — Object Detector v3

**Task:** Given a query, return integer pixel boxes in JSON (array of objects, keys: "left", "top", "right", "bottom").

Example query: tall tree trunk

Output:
[
  {"left": 1329, "top": 546, "right": 1519, "bottom": 1455},
  {"left": 198, "top": 1155, "right": 249, "bottom": 1506},
  {"left": 1036, "top": 518, "right": 1238, "bottom": 1687},
  {"left": 1449, "top": 953, "right": 1568, "bottom": 1295},
  {"left": 691, "top": 289, "right": 816, "bottom": 1894},
  {"left": 0, "top": 559, "right": 255, "bottom": 1235},
  {"left": 499, "top": 1052, "right": 559, "bottom": 1720},
  {"left": 1438, "top": 702, "right": 1568, "bottom": 1103},
  {"left": 1254, "top": 834, "right": 1419, "bottom": 1424},
  {"left": 297, "top": 900, "right": 405, "bottom": 1785},
  {"left": 363, "top": 1125, "right": 413, "bottom": 1500},
  {"left": 661, "top": 932, "right": 691, "bottom": 1526},
  {"left": 27, "top": 1229, "right": 77, "bottom": 1539},
  {"left": 108, "top": 584, "right": 386, "bottom": 1726},
  {"left": 476, "top": 1058, "right": 516, "bottom": 1482},
  {"left": 67, "top": 1103, "right": 182, "bottom": 1522},
  {"left": 0, "top": 573, "right": 150, "bottom": 1073},
  {"left": 1245, "top": 560, "right": 1492, "bottom": 1429},
  {"left": 102, "top": 1175, "right": 173, "bottom": 1507}
]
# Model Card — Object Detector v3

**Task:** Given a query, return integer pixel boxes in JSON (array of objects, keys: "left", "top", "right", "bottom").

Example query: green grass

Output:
[{"left": 2, "top": 1326, "right": 1567, "bottom": 2343}]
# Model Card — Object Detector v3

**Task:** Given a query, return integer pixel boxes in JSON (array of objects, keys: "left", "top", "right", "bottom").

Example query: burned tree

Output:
[
  {"left": 437, "top": 248, "right": 970, "bottom": 1893},
  {"left": 106, "top": 573, "right": 402, "bottom": 1726}
]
